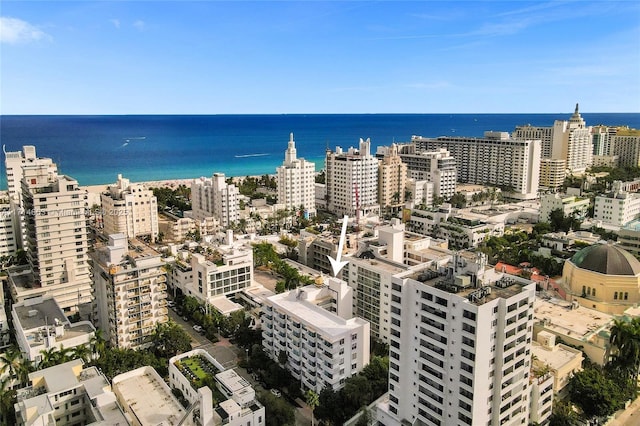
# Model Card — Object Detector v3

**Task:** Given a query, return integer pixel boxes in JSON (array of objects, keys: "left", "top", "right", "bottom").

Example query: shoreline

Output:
[{"left": 80, "top": 174, "right": 280, "bottom": 194}]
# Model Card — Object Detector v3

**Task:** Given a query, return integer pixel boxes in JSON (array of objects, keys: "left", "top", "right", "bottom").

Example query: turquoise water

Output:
[{"left": 1, "top": 113, "right": 638, "bottom": 188}]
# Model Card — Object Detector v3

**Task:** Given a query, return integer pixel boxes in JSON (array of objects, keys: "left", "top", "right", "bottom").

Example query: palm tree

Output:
[
  {"left": 305, "top": 389, "right": 319, "bottom": 426},
  {"left": 0, "top": 346, "right": 21, "bottom": 386},
  {"left": 71, "top": 344, "right": 92, "bottom": 364},
  {"left": 609, "top": 317, "right": 640, "bottom": 380},
  {"left": 16, "top": 356, "right": 34, "bottom": 387},
  {"left": 0, "top": 376, "right": 17, "bottom": 425},
  {"left": 90, "top": 329, "right": 107, "bottom": 360}
]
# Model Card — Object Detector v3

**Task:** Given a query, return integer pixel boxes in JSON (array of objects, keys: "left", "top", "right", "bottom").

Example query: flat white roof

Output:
[
  {"left": 267, "top": 288, "right": 367, "bottom": 338},
  {"left": 216, "top": 369, "right": 250, "bottom": 394},
  {"left": 534, "top": 298, "right": 612, "bottom": 340},
  {"left": 532, "top": 341, "right": 582, "bottom": 371},
  {"left": 209, "top": 296, "right": 243, "bottom": 315},
  {"left": 113, "top": 368, "right": 190, "bottom": 426}
]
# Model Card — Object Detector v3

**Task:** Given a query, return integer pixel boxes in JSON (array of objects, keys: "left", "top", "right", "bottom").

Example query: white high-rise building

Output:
[
  {"left": 412, "top": 132, "right": 541, "bottom": 200},
  {"left": 101, "top": 174, "right": 159, "bottom": 242},
  {"left": 276, "top": 133, "right": 316, "bottom": 216},
  {"left": 326, "top": 138, "right": 380, "bottom": 217},
  {"left": 381, "top": 145, "right": 457, "bottom": 200},
  {"left": 4, "top": 145, "right": 58, "bottom": 249},
  {"left": 0, "top": 195, "right": 17, "bottom": 257},
  {"left": 91, "top": 234, "right": 169, "bottom": 349},
  {"left": 8, "top": 161, "right": 93, "bottom": 317},
  {"left": 513, "top": 124, "right": 554, "bottom": 159},
  {"left": 191, "top": 173, "right": 239, "bottom": 228},
  {"left": 551, "top": 104, "right": 593, "bottom": 173},
  {"left": 377, "top": 254, "right": 536, "bottom": 426},
  {"left": 611, "top": 127, "right": 640, "bottom": 167},
  {"left": 261, "top": 277, "right": 370, "bottom": 393}
]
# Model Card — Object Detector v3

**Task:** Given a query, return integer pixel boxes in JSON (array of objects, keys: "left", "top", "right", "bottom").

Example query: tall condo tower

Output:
[
  {"left": 8, "top": 153, "right": 93, "bottom": 318},
  {"left": 377, "top": 254, "right": 536, "bottom": 426},
  {"left": 276, "top": 133, "right": 316, "bottom": 217},
  {"left": 101, "top": 174, "right": 159, "bottom": 242},
  {"left": 325, "top": 138, "right": 380, "bottom": 217},
  {"left": 551, "top": 103, "right": 593, "bottom": 173},
  {"left": 191, "top": 173, "right": 239, "bottom": 229}
]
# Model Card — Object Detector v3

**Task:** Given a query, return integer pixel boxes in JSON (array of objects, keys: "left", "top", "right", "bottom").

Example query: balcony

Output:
[
  {"left": 158, "top": 315, "right": 169, "bottom": 323},
  {"left": 158, "top": 307, "right": 168, "bottom": 315},
  {"left": 158, "top": 283, "right": 167, "bottom": 291},
  {"left": 157, "top": 275, "right": 167, "bottom": 283}
]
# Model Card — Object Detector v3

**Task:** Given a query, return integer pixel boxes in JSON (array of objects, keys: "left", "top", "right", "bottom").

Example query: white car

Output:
[
  {"left": 193, "top": 325, "right": 203, "bottom": 333},
  {"left": 270, "top": 389, "right": 281, "bottom": 397}
]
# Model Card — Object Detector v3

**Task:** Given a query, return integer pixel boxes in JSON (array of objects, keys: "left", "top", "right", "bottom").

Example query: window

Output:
[{"left": 614, "top": 292, "right": 618, "bottom": 300}]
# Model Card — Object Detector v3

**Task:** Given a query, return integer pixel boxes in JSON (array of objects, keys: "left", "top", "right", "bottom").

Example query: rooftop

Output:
[
  {"left": 113, "top": 367, "right": 191, "bottom": 426},
  {"left": 531, "top": 341, "right": 582, "bottom": 372},
  {"left": 14, "top": 298, "right": 67, "bottom": 331},
  {"left": 407, "top": 267, "right": 530, "bottom": 305},
  {"left": 534, "top": 297, "right": 612, "bottom": 341},
  {"left": 267, "top": 285, "right": 368, "bottom": 338}
]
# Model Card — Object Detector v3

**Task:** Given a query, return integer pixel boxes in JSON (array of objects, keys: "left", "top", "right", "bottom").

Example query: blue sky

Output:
[{"left": 1, "top": 1, "right": 639, "bottom": 114}]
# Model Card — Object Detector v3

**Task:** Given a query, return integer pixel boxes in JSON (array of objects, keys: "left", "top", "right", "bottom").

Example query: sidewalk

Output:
[{"left": 607, "top": 395, "right": 640, "bottom": 426}]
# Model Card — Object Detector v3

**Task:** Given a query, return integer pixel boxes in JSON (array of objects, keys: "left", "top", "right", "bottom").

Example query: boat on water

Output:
[{"left": 234, "top": 153, "right": 269, "bottom": 158}]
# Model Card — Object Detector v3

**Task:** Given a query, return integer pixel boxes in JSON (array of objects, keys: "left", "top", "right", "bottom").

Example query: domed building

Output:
[{"left": 563, "top": 242, "right": 640, "bottom": 314}]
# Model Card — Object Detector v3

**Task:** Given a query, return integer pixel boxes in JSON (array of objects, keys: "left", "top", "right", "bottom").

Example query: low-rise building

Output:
[
  {"left": 593, "top": 189, "right": 640, "bottom": 228},
  {"left": 531, "top": 331, "right": 583, "bottom": 395},
  {"left": 113, "top": 365, "right": 197, "bottom": 426},
  {"left": 12, "top": 296, "right": 95, "bottom": 364},
  {"left": 14, "top": 359, "right": 128, "bottom": 426},
  {"left": 261, "top": 277, "right": 370, "bottom": 393},
  {"left": 539, "top": 193, "right": 590, "bottom": 223}
]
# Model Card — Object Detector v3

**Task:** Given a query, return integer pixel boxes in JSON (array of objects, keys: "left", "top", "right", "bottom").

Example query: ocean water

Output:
[{"left": 1, "top": 113, "right": 639, "bottom": 188}]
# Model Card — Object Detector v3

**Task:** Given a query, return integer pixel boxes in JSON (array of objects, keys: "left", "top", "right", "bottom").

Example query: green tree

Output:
[
  {"left": 305, "top": 390, "right": 319, "bottom": 426},
  {"left": 0, "top": 346, "right": 21, "bottom": 385},
  {"left": 568, "top": 366, "right": 625, "bottom": 418},
  {"left": 90, "top": 328, "right": 107, "bottom": 359},
  {"left": 150, "top": 321, "right": 192, "bottom": 358},
  {"left": 257, "top": 390, "right": 295, "bottom": 426},
  {"left": 355, "top": 407, "right": 372, "bottom": 426},
  {"left": 0, "top": 377, "right": 17, "bottom": 425},
  {"left": 548, "top": 400, "right": 580, "bottom": 426}
]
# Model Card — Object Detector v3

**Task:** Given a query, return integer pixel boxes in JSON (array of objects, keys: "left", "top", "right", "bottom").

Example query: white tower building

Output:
[
  {"left": 276, "top": 133, "right": 316, "bottom": 217},
  {"left": 326, "top": 138, "right": 380, "bottom": 217},
  {"left": 551, "top": 104, "right": 593, "bottom": 173},
  {"left": 377, "top": 256, "right": 536, "bottom": 426},
  {"left": 191, "top": 173, "right": 239, "bottom": 229},
  {"left": 101, "top": 174, "right": 159, "bottom": 242},
  {"left": 4, "top": 145, "right": 58, "bottom": 249},
  {"left": 11, "top": 163, "right": 93, "bottom": 317}
]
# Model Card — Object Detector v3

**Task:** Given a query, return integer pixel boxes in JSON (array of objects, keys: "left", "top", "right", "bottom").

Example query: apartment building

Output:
[
  {"left": 411, "top": 131, "right": 541, "bottom": 200},
  {"left": 405, "top": 178, "right": 435, "bottom": 207},
  {"left": 325, "top": 138, "right": 380, "bottom": 217},
  {"left": 4, "top": 145, "right": 58, "bottom": 249},
  {"left": 167, "top": 245, "right": 253, "bottom": 308},
  {"left": 539, "top": 158, "right": 567, "bottom": 191},
  {"left": 539, "top": 193, "right": 590, "bottom": 223},
  {"left": 12, "top": 296, "right": 95, "bottom": 364},
  {"left": 0, "top": 196, "right": 17, "bottom": 256},
  {"left": 377, "top": 144, "right": 408, "bottom": 212},
  {"left": 551, "top": 104, "right": 593, "bottom": 173},
  {"left": 101, "top": 174, "right": 159, "bottom": 241},
  {"left": 191, "top": 173, "right": 239, "bottom": 228},
  {"left": 593, "top": 190, "right": 640, "bottom": 227},
  {"left": 14, "top": 359, "right": 128, "bottom": 426},
  {"left": 91, "top": 234, "right": 169, "bottom": 349},
  {"left": 276, "top": 133, "right": 316, "bottom": 216},
  {"left": 377, "top": 254, "right": 536, "bottom": 426},
  {"left": 7, "top": 163, "right": 93, "bottom": 317},
  {"left": 261, "top": 277, "right": 370, "bottom": 393},
  {"left": 379, "top": 145, "right": 457, "bottom": 200},
  {"left": 513, "top": 123, "right": 554, "bottom": 159},
  {"left": 611, "top": 127, "right": 640, "bottom": 167},
  {"left": 592, "top": 125, "right": 616, "bottom": 157}
]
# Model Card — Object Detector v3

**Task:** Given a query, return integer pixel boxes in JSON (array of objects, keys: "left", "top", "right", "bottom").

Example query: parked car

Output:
[
  {"left": 270, "top": 389, "right": 281, "bottom": 397},
  {"left": 193, "top": 325, "right": 203, "bottom": 333}
]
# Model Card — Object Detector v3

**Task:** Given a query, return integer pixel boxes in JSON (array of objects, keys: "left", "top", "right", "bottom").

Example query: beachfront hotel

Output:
[
  {"left": 191, "top": 172, "right": 240, "bottom": 229},
  {"left": 276, "top": 132, "right": 316, "bottom": 217},
  {"left": 100, "top": 174, "right": 159, "bottom": 242},
  {"left": 90, "top": 233, "right": 169, "bottom": 349},
  {"left": 412, "top": 131, "right": 541, "bottom": 200},
  {"left": 376, "top": 255, "right": 537, "bottom": 426},
  {"left": 261, "top": 276, "right": 370, "bottom": 393},
  {"left": 325, "top": 138, "right": 380, "bottom": 217},
  {"left": 6, "top": 153, "right": 93, "bottom": 318}
]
